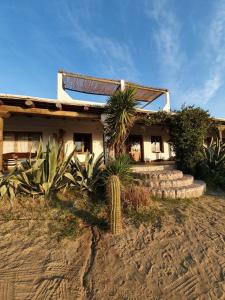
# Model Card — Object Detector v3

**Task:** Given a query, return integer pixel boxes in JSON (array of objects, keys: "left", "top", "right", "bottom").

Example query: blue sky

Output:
[{"left": 1, "top": 0, "right": 225, "bottom": 117}]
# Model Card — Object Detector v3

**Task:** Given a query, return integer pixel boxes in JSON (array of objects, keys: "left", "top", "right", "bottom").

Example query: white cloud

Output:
[
  {"left": 145, "top": 0, "right": 225, "bottom": 108},
  {"left": 56, "top": 1, "right": 139, "bottom": 81},
  {"left": 145, "top": 0, "right": 184, "bottom": 73},
  {"left": 183, "top": 75, "right": 221, "bottom": 105},
  {"left": 182, "top": 0, "right": 225, "bottom": 105}
]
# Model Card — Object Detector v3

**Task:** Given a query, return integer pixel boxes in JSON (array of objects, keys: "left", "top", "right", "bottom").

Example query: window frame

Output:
[
  {"left": 151, "top": 135, "right": 164, "bottom": 153},
  {"left": 3, "top": 131, "right": 42, "bottom": 154},
  {"left": 73, "top": 133, "right": 92, "bottom": 154}
]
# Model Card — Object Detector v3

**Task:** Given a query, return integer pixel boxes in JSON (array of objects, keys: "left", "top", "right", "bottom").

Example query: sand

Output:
[{"left": 0, "top": 195, "right": 224, "bottom": 299}]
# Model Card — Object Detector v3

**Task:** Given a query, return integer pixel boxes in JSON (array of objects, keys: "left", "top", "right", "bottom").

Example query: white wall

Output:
[
  {"left": 130, "top": 124, "right": 172, "bottom": 161},
  {"left": 4, "top": 115, "right": 172, "bottom": 162},
  {"left": 4, "top": 115, "right": 104, "bottom": 162}
]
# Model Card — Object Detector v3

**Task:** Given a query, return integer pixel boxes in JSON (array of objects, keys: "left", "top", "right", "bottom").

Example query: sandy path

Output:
[{"left": 0, "top": 195, "right": 224, "bottom": 299}]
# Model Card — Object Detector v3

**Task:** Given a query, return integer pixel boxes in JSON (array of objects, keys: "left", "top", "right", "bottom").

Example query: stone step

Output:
[
  {"left": 133, "top": 170, "right": 183, "bottom": 181},
  {"left": 147, "top": 175, "right": 194, "bottom": 188},
  {"left": 131, "top": 164, "right": 176, "bottom": 172},
  {"left": 150, "top": 180, "right": 206, "bottom": 199}
]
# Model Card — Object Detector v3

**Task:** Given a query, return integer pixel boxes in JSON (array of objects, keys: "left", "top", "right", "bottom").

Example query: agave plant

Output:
[
  {"left": 105, "top": 87, "right": 138, "bottom": 157},
  {"left": 70, "top": 152, "right": 104, "bottom": 193},
  {"left": 105, "top": 154, "right": 132, "bottom": 185},
  {"left": 16, "top": 140, "right": 76, "bottom": 199},
  {"left": 202, "top": 137, "right": 225, "bottom": 172},
  {"left": 0, "top": 169, "right": 19, "bottom": 202}
]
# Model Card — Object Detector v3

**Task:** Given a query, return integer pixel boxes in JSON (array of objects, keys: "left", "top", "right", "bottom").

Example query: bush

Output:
[
  {"left": 197, "top": 137, "right": 225, "bottom": 189},
  {"left": 0, "top": 140, "right": 76, "bottom": 202},
  {"left": 105, "top": 154, "right": 132, "bottom": 184},
  {"left": 122, "top": 185, "right": 150, "bottom": 211},
  {"left": 70, "top": 152, "right": 104, "bottom": 194},
  {"left": 17, "top": 140, "right": 76, "bottom": 200},
  {"left": 169, "top": 106, "right": 211, "bottom": 174},
  {"left": 202, "top": 137, "right": 225, "bottom": 172},
  {"left": 145, "top": 106, "right": 212, "bottom": 174}
]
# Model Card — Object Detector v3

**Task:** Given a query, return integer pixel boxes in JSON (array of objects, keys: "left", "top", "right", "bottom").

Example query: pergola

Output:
[
  {"left": 0, "top": 70, "right": 171, "bottom": 171},
  {"left": 57, "top": 70, "right": 171, "bottom": 110}
]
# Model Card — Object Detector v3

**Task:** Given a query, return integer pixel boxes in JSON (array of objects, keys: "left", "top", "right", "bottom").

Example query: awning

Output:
[{"left": 60, "top": 70, "right": 168, "bottom": 103}]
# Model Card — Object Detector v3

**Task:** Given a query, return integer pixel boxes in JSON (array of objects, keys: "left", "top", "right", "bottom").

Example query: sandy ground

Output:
[{"left": 0, "top": 195, "right": 224, "bottom": 300}]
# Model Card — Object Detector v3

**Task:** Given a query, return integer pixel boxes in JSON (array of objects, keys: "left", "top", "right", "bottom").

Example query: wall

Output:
[
  {"left": 130, "top": 124, "right": 172, "bottom": 161},
  {"left": 3, "top": 115, "right": 104, "bottom": 162},
  {"left": 3, "top": 115, "right": 172, "bottom": 162}
]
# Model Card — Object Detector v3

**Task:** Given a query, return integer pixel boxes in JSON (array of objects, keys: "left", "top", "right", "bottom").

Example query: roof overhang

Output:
[
  {"left": 60, "top": 70, "right": 168, "bottom": 103},
  {"left": 0, "top": 94, "right": 103, "bottom": 119}
]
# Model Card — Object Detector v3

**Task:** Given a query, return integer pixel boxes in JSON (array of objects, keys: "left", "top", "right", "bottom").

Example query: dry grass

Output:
[{"left": 122, "top": 185, "right": 151, "bottom": 211}]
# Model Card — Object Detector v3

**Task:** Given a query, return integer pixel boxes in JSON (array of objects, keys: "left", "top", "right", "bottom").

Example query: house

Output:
[{"left": 0, "top": 70, "right": 224, "bottom": 171}]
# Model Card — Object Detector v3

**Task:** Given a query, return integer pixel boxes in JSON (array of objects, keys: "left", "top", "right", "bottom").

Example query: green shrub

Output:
[
  {"left": 105, "top": 154, "right": 132, "bottom": 184},
  {"left": 0, "top": 140, "right": 76, "bottom": 202},
  {"left": 0, "top": 169, "right": 19, "bottom": 202},
  {"left": 145, "top": 106, "right": 212, "bottom": 174},
  {"left": 70, "top": 152, "right": 104, "bottom": 193},
  {"left": 18, "top": 140, "right": 76, "bottom": 200},
  {"left": 202, "top": 137, "right": 225, "bottom": 171},
  {"left": 169, "top": 106, "right": 211, "bottom": 174},
  {"left": 197, "top": 137, "right": 225, "bottom": 189}
]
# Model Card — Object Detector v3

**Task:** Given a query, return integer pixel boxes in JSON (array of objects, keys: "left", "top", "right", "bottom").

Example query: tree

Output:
[{"left": 105, "top": 88, "right": 138, "bottom": 157}]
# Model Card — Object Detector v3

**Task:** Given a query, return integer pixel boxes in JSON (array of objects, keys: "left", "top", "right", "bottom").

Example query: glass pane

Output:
[
  {"left": 3, "top": 133, "right": 15, "bottom": 153},
  {"left": 29, "top": 133, "right": 41, "bottom": 152},
  {"left": 75, "top": 141, "right": 83, "bottom": 152},
  {"left": 74, "top": 133, "right": 92, "bottom": 153},
  {"left": 17, "top": 134, "right": 29, "bottom": 152},
  {"left": 151, "top": 136, "right": 162, "bottom": 152}
]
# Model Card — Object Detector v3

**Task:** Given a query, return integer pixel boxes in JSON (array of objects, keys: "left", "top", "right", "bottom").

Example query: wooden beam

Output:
[
  {"left": 0, "top": 117, "right": 3, "bottom": 171},
  {"left": 0, "top": 105, "right": 100, "bottom": 119},
  {"left": 25, "top": 100, "right": 35, "bottom": 108},
  {"left": 56, "top": 102, "right": 62, "bottom": 110},
  {"left": 0, "top": 111, "right": 11, "bottom": 119},
  {"left": 218, "top": 124, "right": 225, "bottom": 131}
]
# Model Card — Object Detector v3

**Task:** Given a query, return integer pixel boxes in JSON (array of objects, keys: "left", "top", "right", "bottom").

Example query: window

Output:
[
  {"left": 204, "top": 137, "right": 212, "bottom": 146},
  {"left": 74, "top": 133, "right": 92, "bottom": 153},
  {"left": 151, "top": 136, "right": 163, "bottom": 153},
  {"left": 3, "top": 132, "right": 42, "bottom": 154}
]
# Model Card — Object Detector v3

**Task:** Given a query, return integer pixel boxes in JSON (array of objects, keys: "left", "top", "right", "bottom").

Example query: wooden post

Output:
[
  {"left": 0, "top": 117, "right": 4, "bottom": 171},
  {"left": 0, "top": 111, "right": 11, "bottom": 172},
  {"left": 218, "top": 125, "right": 225, "bottom": 141}
]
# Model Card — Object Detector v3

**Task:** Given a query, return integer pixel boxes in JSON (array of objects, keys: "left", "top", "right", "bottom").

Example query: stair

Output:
[
  {"left": 133, "top": 168, "right": 206, "bottom": 199},
  {"left": 131, "top": 163, "right": 176, "bottom": 172}
]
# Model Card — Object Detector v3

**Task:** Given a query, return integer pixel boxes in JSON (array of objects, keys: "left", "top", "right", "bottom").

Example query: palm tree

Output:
[{"left": 105, "top": 87, "right": 138, "bottom": 157}]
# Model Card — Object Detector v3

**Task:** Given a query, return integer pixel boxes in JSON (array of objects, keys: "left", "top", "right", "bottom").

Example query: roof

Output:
[
  {"left": 60, "top": 70, "right": 168, "bottom": 102},
  {"left": 0, "top": 93, "right": 159, "bottom": 121},
  {"left": 1, "top": 93, "right": 224, "bottom": 124},
  {"left": 0, "top": 93, "right": 104, "bottom": 109}
]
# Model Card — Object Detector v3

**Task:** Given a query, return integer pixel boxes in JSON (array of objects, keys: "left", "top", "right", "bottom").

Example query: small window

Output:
[
  {"left": 151, "top": 136, "right": 163, "bottom": 153},
  {"left": 74, "top": 133, "right": 92, "bottom": 153}
]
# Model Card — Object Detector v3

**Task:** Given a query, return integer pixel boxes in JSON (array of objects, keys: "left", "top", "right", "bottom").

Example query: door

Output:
[{"left": 126, "top": 135, "right": 143, "bottom": 162}]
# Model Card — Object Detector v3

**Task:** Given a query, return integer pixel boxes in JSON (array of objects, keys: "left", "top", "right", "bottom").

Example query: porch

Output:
[{"left": 2, "top": 114, "right": 174, "bottom": 171}]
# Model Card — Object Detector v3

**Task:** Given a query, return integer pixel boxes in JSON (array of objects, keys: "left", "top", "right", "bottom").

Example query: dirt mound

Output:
[{"left": 0, "top": 195, "right": 224, "bottom": 299}]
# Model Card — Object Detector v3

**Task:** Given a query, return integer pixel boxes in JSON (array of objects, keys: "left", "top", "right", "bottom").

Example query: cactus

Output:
[{"left": 108, "top": 175, "right": 122, "bottom": 234}]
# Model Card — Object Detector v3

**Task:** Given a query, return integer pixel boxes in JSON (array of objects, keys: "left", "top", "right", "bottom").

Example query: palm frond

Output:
[{"left": 105, "top": 87, "right": 138, "bottom": 156}]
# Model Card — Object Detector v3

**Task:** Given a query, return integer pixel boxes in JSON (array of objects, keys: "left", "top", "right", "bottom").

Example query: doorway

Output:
[{"left": 126, "top": 135, "right": 143, "bottom": 162}]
